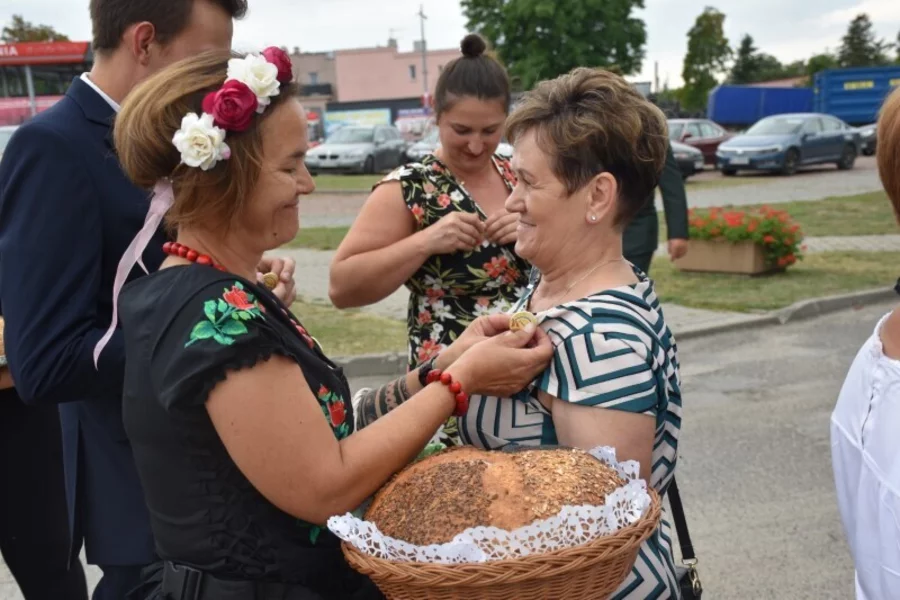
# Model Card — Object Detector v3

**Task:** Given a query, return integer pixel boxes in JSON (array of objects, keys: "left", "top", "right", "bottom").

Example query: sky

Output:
[{"left": 3, "top": 0, "right": 900, "bottom": 88}]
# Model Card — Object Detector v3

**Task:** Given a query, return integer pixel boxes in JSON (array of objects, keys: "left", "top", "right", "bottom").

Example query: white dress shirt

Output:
[
  {"left": 831, "top": 312, "right": 900, "bottom": 600},
  {"left": 80, "top": 72, "right": 120, "bottom": 113}
]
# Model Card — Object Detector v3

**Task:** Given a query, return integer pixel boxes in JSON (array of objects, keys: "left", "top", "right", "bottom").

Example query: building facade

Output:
[
  {"left": 334, "top": 39, "right": 458, "bottom": 103},
  {"left": 288, "top": 39, "right": 463, "bottom": 142}
]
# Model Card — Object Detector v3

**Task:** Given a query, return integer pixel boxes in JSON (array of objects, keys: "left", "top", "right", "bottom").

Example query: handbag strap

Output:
[{"left": 666, "top": 476, "right": 695, "bottom": 561}]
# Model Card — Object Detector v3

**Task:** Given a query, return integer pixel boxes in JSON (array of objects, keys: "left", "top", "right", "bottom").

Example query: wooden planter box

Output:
[{"left": 674, "top": 240, "right": 778, "bottom": 275}]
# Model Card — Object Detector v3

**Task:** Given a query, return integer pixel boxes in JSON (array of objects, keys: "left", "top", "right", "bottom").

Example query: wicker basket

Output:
[{"left": 342, "top": 488, "right": 661, "bottom": 600}]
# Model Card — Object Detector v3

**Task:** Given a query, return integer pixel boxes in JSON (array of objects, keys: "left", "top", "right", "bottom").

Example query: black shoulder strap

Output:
[{"left": 667, "top": 476, "right": 695, "bottom": 560}]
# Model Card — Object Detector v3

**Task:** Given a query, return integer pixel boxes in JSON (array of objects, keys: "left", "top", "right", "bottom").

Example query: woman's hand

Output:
[
  {"left": 424, "top": 212, "right": 485, "bottom": 255},
  {"left": 257, "top": 256, "right": 297, "bottom": 305},
  {"left": 447, "top": 324, "right": 553, "bottom": 397},
  {"left": 484, "top": 211, "right": 519, "bottom": 246},
  {"left": 435, "top": 313, "right": 513, "bottom": 370}
]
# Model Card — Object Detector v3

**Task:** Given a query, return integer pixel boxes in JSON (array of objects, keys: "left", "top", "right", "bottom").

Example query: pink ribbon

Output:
[{"left": 93, "top": 180, "right": 175, "bottom": 368}]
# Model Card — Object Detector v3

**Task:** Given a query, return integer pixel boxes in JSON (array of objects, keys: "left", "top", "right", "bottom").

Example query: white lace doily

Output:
[{"left": 327, "top": 446, "right": 652, "bottom": 564}]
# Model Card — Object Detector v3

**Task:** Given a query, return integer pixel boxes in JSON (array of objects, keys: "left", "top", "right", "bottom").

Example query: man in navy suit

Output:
[{"left": 0, "top": 1, "right": 297, "bottom": 597}]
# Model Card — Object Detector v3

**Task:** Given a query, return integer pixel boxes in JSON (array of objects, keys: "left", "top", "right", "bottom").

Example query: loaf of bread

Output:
[{"left": 365, "top": 446, "right": 625, "bottom": 546}]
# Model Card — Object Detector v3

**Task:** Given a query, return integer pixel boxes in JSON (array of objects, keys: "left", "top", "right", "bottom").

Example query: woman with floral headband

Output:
[{"left": 98, "top": 48, "right": 552, "bottom": 599}]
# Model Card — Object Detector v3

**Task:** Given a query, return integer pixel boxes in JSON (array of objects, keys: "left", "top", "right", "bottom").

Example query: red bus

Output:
[{"left": 0, "top": 41, "right": 93, "bottom": 126}]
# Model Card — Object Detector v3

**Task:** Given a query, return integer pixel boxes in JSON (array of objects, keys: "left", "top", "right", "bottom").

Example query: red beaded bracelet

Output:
[{"left": 425, "top": 369, "right": 469, "bottom": 417}]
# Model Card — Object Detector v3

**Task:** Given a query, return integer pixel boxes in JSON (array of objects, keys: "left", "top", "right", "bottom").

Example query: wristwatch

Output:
[{"left": 417, "top": 356, "right": 437, "bottom": 387}]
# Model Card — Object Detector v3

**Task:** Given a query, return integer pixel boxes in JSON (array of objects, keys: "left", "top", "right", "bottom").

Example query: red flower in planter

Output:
[{"left": 688, "top": 205, "right": 805, "bottom": 270}]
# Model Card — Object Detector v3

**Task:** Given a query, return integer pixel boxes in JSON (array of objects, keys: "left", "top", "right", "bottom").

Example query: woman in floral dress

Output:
[{"left": 330, "top": 36, "right": 530, "bottom": 445}]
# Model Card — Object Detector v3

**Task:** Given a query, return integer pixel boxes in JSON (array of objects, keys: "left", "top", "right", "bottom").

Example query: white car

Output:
[{"left": 0, "top": 125, "right": 17, "bottom": 160}]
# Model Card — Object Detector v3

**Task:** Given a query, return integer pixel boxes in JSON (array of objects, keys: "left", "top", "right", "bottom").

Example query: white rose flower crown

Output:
[
  {"left": 93, "top": 47, "right": 295, "bottom": 366},
  {"left": 172, "top": 46, "right": 294, "bottom": 171}
]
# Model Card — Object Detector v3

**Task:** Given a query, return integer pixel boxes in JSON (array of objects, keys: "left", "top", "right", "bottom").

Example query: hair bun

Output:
[{"left": 460, "top": 33, "right": 487, "bottom": 58}]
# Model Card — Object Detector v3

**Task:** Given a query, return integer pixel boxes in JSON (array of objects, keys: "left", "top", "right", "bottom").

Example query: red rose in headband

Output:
[
  {"left": 262, "top": 46, "right": 293, "bottom": 84},
  {"left": 202, "top": 80, "right": 258, "bottom": 132}
]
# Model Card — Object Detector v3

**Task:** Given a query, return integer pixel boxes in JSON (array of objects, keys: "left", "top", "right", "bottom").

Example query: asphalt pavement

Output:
[
  {"left": 2, "top": 296, "right": 889, "bottom": 600},
  {"left": 348, "top": 300, "right": 893, "bottom": 600}
]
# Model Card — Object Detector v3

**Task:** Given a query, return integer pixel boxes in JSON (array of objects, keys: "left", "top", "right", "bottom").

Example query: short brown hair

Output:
[
  {"left": 878, "top": 87, "right": 900, "bottom": 222},
  {"left": 505, "top": 67, "right": 669, "bottom": 225},
  {"left": 434, "top": 34, "right": 511, "bottom": 117},
  {"left": 114, "top": 50, "right": 299, "bottom": 230},
  {"left": 90, "top": 0, "right": 248, "bottom": 52}
]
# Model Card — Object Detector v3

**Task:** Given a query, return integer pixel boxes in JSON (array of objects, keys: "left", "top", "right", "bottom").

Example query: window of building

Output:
[
  {"left": 409, "top": 65, "right": 416, "bottom": 80},
  {"left": 309, "top": 72, "right": 319, "bottom": 85}
]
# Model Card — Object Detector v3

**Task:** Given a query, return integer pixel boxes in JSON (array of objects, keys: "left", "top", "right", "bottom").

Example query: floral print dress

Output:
[{"left": 379, "top": 154, "right": 530, "bottom": 371}]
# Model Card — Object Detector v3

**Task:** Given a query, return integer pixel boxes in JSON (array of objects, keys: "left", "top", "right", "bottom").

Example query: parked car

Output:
[
  {"left": 715, "top": 113, "right": 860, "bottom": 176},
  {"left": 668, "top": 118, "right": 732, "bottom": 165},
  {"left": 403, "top": 127, "right": 438, "bottom": 162},
  {"left": 671, "top": 140, "right": 704, "bottom": 180},
  {"left": 0, "top": 125, "right": 17, "bottom": 160},
  {"left": 305, "top": 124, "right": 406, "bottom": 174},
  {"left": 402, "top": 127, "right": 514, "bottom": 162},
  {"left": 855, "top": 122, "right": 877, "bottom": 156}
]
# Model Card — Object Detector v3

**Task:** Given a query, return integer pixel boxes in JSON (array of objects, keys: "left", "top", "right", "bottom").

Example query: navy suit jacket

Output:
[{"left": 0, "top": 77, "right": 164, "bottom": 566}]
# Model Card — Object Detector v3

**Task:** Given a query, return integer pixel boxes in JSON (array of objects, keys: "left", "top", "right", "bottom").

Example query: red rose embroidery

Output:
[
  {"left": 328, "top": 402, "right": 346, "bottom": 427},
  {"left": 318, "top": 385, "right": 328, "bottom": 396},
  {"left": 223, "top": 286, "right": 254, "bottom": 310},
  {"left": 202, "top": 80, "right": 258, "bottom": 132},
  {"left": 262, "top": 46, "right": 294, "bottom": 83}
]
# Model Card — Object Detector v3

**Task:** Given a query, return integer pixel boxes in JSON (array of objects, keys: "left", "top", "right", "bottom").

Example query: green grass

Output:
[
  {"left": 285, "top": 226, "right": 350, "bottom": 250},
  {"left": 311, "top": 173, "right": 382, "bottom": 192},
  {"left": 651, "top": 251, "right": 897, "bottom": 313},
  {"left": 291, "top": 299, "right": 407, "bottom": 357},
  {"left": 661, "top": 190, "right": 894, "bottom": 240},
  {"left": 745, "top": 191, "right": 894, "bottom": 237},
  {"left": 288, "top": 191, "right": 893, "bottom": 252}
]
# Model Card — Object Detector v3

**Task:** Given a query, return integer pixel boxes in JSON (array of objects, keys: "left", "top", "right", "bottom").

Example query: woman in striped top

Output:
[{"left": 459, "top": 68, "right": 683, "bottom": 598}]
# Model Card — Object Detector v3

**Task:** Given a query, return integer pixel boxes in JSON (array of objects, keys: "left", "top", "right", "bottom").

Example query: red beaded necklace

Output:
[{"left": 162, "top": 242, "right": 226, "bottom": 271}]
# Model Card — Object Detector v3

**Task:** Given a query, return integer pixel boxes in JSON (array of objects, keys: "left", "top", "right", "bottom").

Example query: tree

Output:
[
  {"left": 681, "top": 7, "right": 730, "bottom": 111},
  {"left": 806, "top": 52, "right": 839, "bottom": 76},
  {"left": 897, "top": 30, "right": 900, "bottom": 63},
  {"left": 729, "top": 34, "right": 758, "bottom": 84},
  {"left": 837, "top": 13, "right": 890, "bottom": 67},
  {"left": 730, "top": 35, "right": 805, "bottom": 85},
  {"left": 1, "top": 14, "right": 69, "bottom": 42},
  {"left": 461, "top": 0, "right": 647, "bottom": 90}
]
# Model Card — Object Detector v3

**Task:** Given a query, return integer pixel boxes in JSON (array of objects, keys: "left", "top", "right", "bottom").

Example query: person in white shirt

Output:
[{"left": 831, "top": 86, "right": 900, "bottom": 599}]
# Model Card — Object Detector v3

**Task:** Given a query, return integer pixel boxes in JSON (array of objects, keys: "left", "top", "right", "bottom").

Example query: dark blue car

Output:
[{"left": 716, "top": 113, "right": 860, "bottom": 176}]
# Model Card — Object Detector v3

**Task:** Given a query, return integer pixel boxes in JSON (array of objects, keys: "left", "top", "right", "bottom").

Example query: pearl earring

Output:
[{"left": 590, "top": 215, "right": 597, "bottom": 222}]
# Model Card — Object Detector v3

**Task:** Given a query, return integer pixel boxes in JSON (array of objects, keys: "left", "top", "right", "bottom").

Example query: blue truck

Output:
[
  {"left": 813, "top": 66, "right": 900, "bottom": 125},
  {"left": 706, "top": 85, "right": 814, "bottom": 128}
]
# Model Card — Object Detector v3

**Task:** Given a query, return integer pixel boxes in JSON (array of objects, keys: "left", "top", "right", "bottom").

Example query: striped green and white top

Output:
[{"left": 460, "top": 270, "right": 683, "bottom": 598}]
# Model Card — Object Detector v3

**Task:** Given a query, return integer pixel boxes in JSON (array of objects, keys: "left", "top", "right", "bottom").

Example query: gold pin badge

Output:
[
  {"left": 509, "top": 311, "right": 538, "bottom": 331},
  {"left": 262, "top": 272, "right": 279, "bottom": 290}
]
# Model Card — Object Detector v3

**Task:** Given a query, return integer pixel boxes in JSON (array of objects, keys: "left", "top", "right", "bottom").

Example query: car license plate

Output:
[{"left": 730, "top": 156, "right": 749, "bottom": 165}]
